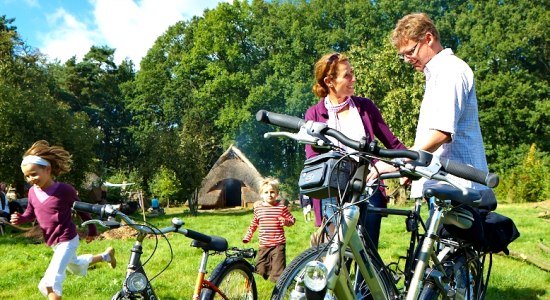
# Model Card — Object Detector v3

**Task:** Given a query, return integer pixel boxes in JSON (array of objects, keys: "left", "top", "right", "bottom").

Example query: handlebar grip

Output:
[
  {"left": 440, "top": 159, "right": 499, "bottom": 188},
  {"left": 377, "top": 148, "right": 419, "bottom": 161},
  {"left": 184, "top": 229, "right": 212, "bottom": 244},
  {"left": 73, "top": 201, "right": 105, "bottom": 215},
  {"left": 256, "top": 110, "right": 305, "bottom": 130}
]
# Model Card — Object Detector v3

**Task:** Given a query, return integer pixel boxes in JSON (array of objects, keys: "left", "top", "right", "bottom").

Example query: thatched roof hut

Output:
[{"left": 198, "top": 145, "right": 263, "bottom": 209}]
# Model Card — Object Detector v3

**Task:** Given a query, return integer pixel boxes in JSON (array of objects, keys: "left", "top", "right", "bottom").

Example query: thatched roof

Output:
[{"left": 198, "top": 145, "right": 263, "bottom": 208}]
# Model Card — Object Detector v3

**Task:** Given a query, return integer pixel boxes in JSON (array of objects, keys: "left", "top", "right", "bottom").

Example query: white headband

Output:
[{"left": 21, "top": 155, "right": 51, "bottom": 167}]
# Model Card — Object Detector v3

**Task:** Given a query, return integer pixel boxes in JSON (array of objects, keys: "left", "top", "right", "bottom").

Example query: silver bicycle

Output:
[{"left": 256, "top": 110, "right": 498, "bottom": 300}]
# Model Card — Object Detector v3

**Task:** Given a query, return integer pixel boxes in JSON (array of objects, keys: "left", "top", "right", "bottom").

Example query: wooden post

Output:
[{"left": 139, "top": 190, "right": 146, "bottom": 222}]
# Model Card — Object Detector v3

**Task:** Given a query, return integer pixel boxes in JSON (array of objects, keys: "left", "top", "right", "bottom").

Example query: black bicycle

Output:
[{"left": 73, "top": 202, "right": 258, "bottom": 300}]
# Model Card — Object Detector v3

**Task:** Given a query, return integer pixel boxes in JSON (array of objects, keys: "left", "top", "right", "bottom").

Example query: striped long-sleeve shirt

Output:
[{"left": 243, "top": 201, "right": 295, "bottom": 248}]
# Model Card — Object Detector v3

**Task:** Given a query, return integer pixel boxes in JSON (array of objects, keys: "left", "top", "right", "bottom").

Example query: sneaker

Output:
[{"left": 106, "top": 247, "right": 116, "bottom": 268}]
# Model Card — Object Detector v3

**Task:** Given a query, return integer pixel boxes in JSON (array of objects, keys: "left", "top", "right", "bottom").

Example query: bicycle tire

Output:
[
  {"left": 200, "top": 257, "right": 257, "bottom": 300},
  {"left": 271, "top": 243, "right": 395, "bottom": 300},
  {"left": 419, "top": 251, "right": 484, "bottom": 300}
]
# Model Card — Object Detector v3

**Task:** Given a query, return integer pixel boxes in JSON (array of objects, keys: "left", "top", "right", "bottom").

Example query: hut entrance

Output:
[{"left": 223, "top": 178, "right": 242, "bottom": 207}]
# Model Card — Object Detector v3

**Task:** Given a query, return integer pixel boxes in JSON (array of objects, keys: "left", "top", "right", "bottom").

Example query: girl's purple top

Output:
[
  {"left": 17, "top": 182, "right": 96, "bottom": 246},
  {"left": 305, "top": 96, "right": 406, "bottom": 158}
]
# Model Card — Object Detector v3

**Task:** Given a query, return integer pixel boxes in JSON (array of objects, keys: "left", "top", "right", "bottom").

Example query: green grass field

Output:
[{"left": 1, "top": 201, "right": 548, "bottom": 299}]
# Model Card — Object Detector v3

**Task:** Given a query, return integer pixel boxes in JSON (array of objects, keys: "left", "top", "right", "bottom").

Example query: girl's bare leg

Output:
[{"left": 90, "top": 247, "right": 116, "bottom": 268}]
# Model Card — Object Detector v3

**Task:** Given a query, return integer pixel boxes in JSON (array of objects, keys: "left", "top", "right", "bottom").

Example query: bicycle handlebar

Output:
[
  {"left": 256, "top": 110, "right": 499, "bottom": 188},
  {"left": 74, "top": 201, "right": 105, "bottom": 216},
  {"left": 440, "top": 158, "right": 499, "bottom": 188},
  {"left": 256, "top": 109, "right": 305, "bottom": 130},
  {"left": 73, "top": 201, "right": 215, "bottom": 244}
]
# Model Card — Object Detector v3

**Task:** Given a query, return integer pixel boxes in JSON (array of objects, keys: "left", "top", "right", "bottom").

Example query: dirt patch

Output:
[
  {"left": 526, "top": 200, "right": 550, "bottom": 219},
  {"left": 21, "top": 226, "right": 44, "bottom": 243},
  {"left": 96, "top": 226, "right": 139, "bottom": 240},
  {"left": 8, "top": 220, "right": 143, "bottom": 242},
  {"left": 529, "top": 199, "right": 550, "bottom": 209}
]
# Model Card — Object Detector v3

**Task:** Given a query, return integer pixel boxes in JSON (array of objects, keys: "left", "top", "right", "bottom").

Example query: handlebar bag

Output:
[{"left": 298, "top": 152, "right": 355, "bottom": 199}]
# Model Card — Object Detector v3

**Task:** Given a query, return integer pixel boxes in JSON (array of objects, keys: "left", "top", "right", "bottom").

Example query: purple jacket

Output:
[
  {"left": 305, "top": 96, "right": 406, "bottom": 158},
  {"left": 304, "top": 96, "right": 406, "bottom": 226}
]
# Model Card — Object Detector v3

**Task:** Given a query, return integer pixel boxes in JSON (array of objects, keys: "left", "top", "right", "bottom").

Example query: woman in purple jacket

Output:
[
  {"left": 305, "top": 52, "right": 406, "bottom": 249},
  {"left": 11, "top": 140, "right": 116, "bottom": 300}
]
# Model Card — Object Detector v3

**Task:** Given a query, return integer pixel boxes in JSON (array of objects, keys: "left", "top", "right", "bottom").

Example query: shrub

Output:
[
  {"left": 149, "top": 165, "right": 182, "bottom": 207},
  {"left": 495, "top": 144, "right": 549, "bottom": 203}
]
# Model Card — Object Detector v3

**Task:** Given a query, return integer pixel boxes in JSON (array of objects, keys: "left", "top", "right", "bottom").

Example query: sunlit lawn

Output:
[{"left": 0, "top": 201, "right": 548, "bottom": 299}]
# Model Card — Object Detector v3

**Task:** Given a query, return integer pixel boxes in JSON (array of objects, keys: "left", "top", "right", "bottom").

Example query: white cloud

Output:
[
  {"left": 39, "top": 8, "right": 100, "bottom": 63},
  {"left": 39, "top": 0, "right": 230, "bottom": 67},
  {"left": 23, "top": 0, "right": 40, "bottom": 7}
]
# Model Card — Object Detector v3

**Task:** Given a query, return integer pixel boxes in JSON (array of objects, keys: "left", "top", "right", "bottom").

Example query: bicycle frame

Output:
[
  {"left": 303, "top": 195, "right": 470, "bottom": 300},
  {"left": 192, "top": 250, "right": 228, "bottom": 300},
  {"left": 323, "top": 203, "right": 392, "bottom": 299}
]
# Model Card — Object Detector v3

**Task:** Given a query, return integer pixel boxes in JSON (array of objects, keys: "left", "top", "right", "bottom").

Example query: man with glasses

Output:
[{"left": 391, "top": 13, "right": 497, "bottom": 210}]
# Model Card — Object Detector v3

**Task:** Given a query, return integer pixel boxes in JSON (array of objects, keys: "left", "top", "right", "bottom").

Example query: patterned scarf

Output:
[{"left": 324, "top": 96, "right": 366, "bottom": 154}]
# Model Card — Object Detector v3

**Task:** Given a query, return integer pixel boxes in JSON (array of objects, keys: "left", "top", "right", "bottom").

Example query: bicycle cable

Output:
[{"left": 125, "top": 220, "right": 174, "bottom": 282}]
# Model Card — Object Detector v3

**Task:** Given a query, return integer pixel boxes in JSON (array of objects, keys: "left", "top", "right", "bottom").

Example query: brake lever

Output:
[
  {"left": 400, "top": 157, "right": 472, "bottom": 197},
  {"left": 431, "top": 173, "right": 474, "bottom": 197},
  {"left": 264, "top": 131, "right": 307, "bottom": 140},
  {"left": 82, "top": 219, "right": 121, "bottom": 229},
  {"left": 394, "top": 157, "right": 471, "bottom": 195},
  {"left": 264, "top": 129, "right": 333, "bottom": 148}
]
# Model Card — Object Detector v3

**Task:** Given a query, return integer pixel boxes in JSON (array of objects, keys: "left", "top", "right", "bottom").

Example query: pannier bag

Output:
[
  {"left": 298, "top": 152, "right": 355, "bottom": 199},
  {"left": 442, "top": 207, "right": 520, "bottom": 255},
  {"left": 480, "top": 210, "right": 520, "bottom": 254}
]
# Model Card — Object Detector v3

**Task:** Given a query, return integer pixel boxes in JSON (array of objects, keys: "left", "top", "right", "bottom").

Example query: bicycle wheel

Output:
[
  {"left": 200, "top": 258, "right": 257, "bottom": 300},
  {"left": 272, "top": 243, "right": 394, "bottom": 300},
  {"left": 419, "top": 251, "right": 484, "bottom": 300}
]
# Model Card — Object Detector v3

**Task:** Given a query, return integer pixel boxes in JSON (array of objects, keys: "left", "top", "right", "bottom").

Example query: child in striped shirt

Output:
[{"left": 243, "top": 177, "right": 295, "bottom": 282}]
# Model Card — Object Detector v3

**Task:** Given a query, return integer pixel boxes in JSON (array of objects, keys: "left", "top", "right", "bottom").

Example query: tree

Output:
[
  {"left": 51, "top": 46, "right": 136, "bottom": 172},
  {"left": 149, "top": 165, "right": 182, "bottom": 207},
  {"left": 0, "top": 16, "right": 97, "bottom": 193},
  {"left": 439, "top": 0, "right": 549, "bottom": 171}
]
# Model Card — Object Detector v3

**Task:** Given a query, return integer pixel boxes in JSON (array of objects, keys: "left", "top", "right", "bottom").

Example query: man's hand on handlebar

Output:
[{"left": 366, "top": 160, "right": 399, "bottom": 182}]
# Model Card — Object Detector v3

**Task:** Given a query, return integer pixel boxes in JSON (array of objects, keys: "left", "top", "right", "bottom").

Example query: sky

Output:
[{"left": 1, "top": 0, "right": 230, "bottom": 67}]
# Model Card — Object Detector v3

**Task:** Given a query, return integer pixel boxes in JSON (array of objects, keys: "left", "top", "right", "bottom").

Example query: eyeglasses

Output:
[{"left": 398, "top": 42, "right": 419, "bottom": 60}]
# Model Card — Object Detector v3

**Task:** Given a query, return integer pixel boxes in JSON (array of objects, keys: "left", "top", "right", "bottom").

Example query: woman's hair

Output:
[
  {"left": 312, "top": 52, "right": 349, "bottom": 98},
  {"left": 259, "top": 177, "right": 280, "bottom": 193},
  {"left": 391, "top": 13, "right": 440, "bottom": 48},
  {"left": 23, "top": 140, "right": 72, "bottom": 176}
]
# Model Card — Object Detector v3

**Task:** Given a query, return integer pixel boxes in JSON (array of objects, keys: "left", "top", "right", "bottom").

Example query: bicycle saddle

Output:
[
  {"left": 423, "top": 184, "right": 481, "bottom": 207},
  {"left": 190, "top": 236, "right": 229, "bottom": 252}
]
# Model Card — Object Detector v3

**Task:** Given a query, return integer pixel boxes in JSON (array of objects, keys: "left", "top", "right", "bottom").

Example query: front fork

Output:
[{"left": 406, "top": 205, "right": 445, "bottom": 300}]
